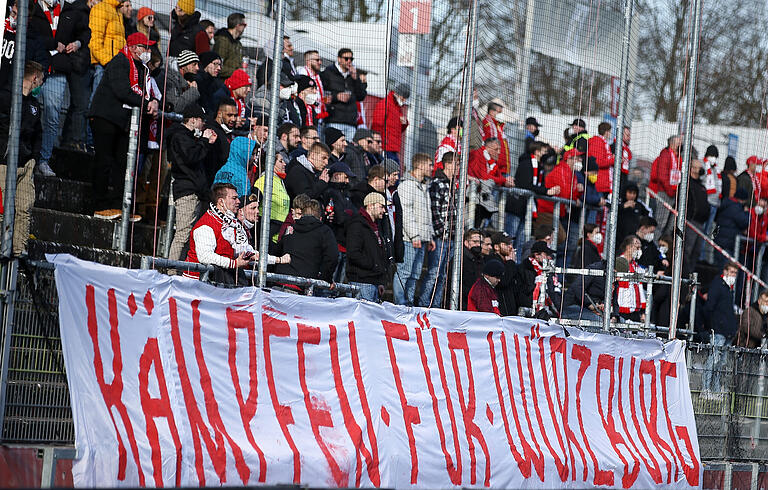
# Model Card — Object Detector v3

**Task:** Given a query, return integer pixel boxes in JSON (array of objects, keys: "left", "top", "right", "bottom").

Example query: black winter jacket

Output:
[
  {"left": 168, "top": 10, "right": 202, "bottom": 57},
  {"left": 196, "top": 71, "right": 228, "bottom": 115},
  {"left": 284, "top": 156, "right": 328, "bottom": 201},
  {"left": 703, "top": 277, "right": 738, "bottom": 338},
  {"left": 715, "top": 197, "right": 749, "bottom": 252},
  {"left": 166, "top": 122, "right": 212, "bottom": 200},
  {"left": 346, "top": 210, "right": 388, "bottom": 285},
  {"left": 687, "top": 176, "right": 710, "bottom": 223},
  {"left": 276, "top": 216, "right": 338, "bottom": 282},
  {"left": 487, "top": 252, "right": 524, "bottom": 317},
  {"left": 0, "top": 89, "right": 42, "bottom": 165},
  {"left": 29, "top": 0, "right": 91, "bottom": 74},
  {"left": 320, "top": 64, "right": 367, "bottom": 126},
  {"left": 322, "top": 182, "right": 357, "bottom": 247},
  {"left": 89, "top": 51, "right": 154, "bottom": 130},
  {"left": 348, "top": 181, "right": 403, "bottom": 264},
  {"left": 510, "top": 153, "right": 550, "bottom": 217}
]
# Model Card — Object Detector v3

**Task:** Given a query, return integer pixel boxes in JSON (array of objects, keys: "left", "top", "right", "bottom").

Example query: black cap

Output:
[
  {"left": 531, "top": 241, "right": 556, "bottom": 256},
  {"left": 295, "top": 75, "right": 315, "bottom": 93},
  {"left": 571, "top": 118, "right": 587, "bottom": 128},
  {"left": 491, "top": 231, "right": 513, "bottom": 246},
  {"left": 327, "top": 161, "right": 356, "bottom": 177},
  {"left": 525, "top": 116, "right": 541, "bottom": 127},
  {"left": 325, "top": 127, "right": 344, "bottom": 146},
  {"left": 483, "top": 259, "right": 505, "bottom": 278},
  {"left": 183, "top": 104, "right": 206, "bottom": 120}
]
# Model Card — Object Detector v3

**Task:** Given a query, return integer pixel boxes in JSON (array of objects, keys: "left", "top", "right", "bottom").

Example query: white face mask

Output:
[
  {"left": 760, "top": 304, "right": 768, "bottom": 314},
  {"left": 708, "top": 157, "right": 718, "bottom": 167},
  {"left": 723, "top": 275, "right": 736, "bottom": 287},
  {"left": 290, "top": 83, "right": 298, "bottom": 96},
  {"left": 303, "top": 92, "right": 318, "bottom": 106},
  {"left": 756, "top": 206, "right": 765, "bottom": 215},
  {"left": 279, "top": 86, "right": 292, "bottom": 100},
  {"left": 591, "top": 232, "right": 603, "bottom": 245},
  {"left": 659, "top": 246, "right": 668, "bottom": 255},
  {"left": 572, "top": 161, "right": 583, "bottom": 172},
  {"left": 633, "top": 249, "right": 642, "bottom": 260},
  {"left": 139, "top": 51, "right": 151, "bottom": 64},
  {"left": 643, "top": 233, "right": 654, "bottom": 242}
]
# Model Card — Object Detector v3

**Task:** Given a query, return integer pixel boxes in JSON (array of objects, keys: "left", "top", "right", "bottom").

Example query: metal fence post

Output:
[
  {"left": 669, "top": 0, "right": 702, "bottom": 338},
  {"left": 603, "top": 0, "right": 635, "bottom": 331},
  {"left": 116, "top": 107, "right": 141, "bottom": 252},
  {"left": 1, "top": 0, "right": 28, "bottom": 258},
  {"left": 0, "top": 259, "right": 19, "bottom": 441},
  {"left": 257, "top": 0, "right": 286, "bottom": 287},
  {"left": 552, "top": 202, "right": 560, "bottom": 248},
  {"left": 524, "top": 194, "right": 534, "bottom": 242},
  {"left": 689, "top": 272, "right": 698, "bottom": 336},
  {"left": 496, "top": 191, "right": 507, "bottom": 231},
  {"left": 162, "top": 183, "right": 175, "bottom": 258},
  {"left": 644, "top": 266, "right": 654, "bottom": 332},
  {"left": 466, "top": 180, "right": 478, "bottom": 230},
  {"left": 449, "top": 0, "right": 480, "bottom": 310}
]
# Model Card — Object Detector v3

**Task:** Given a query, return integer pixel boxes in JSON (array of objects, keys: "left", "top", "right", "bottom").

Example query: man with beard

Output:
[
  {"left": 458, "top": 228, "right": 484, "bottom": 309},
  {"left": 276, "top": 122, "right": 299, "bottom": 162}
]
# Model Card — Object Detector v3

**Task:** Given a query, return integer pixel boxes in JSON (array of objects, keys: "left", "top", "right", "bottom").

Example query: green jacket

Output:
[
  {"left": 213, "top": 28, "right": 243, "bottom": 79},
  {"left": 253, "top": 174, "right": 290, "bottom": 243}
]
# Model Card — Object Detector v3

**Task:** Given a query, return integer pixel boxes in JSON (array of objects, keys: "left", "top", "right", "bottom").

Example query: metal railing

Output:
[{"left": 734, "top": 235, "right": 767, "bottom": 304}]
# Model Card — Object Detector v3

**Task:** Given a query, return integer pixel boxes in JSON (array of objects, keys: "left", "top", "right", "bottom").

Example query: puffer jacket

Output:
[
  {"left": 88, "top": 0, "right": 124, "bottom": 66},
  {"left": 398, "top": 172, "right": 434, "bottom": 243}
]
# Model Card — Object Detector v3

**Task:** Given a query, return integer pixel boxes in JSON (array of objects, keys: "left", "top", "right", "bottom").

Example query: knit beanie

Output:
[
  {"left": 177, "top": 0, "right": 195, "bottom": 15},
  {"left": 137, "top": 7, "right": 154, "bottom": 21},
  {"left": 198, "top": 51, "right": 221, "bottom": 70},
  {"left": 177, "top": 50, "right": 199, "bottom": 68},
  {"left": 225, "top": 69, "right": 251, "bottom": 91},
  {"left": 325, "top": 127, "right": 344, "bottom": 147}
]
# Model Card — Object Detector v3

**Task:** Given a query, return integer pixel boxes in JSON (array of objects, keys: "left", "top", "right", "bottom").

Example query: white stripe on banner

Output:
[{"left": 49, "top": 254, "right": 701, "bottom": 488}]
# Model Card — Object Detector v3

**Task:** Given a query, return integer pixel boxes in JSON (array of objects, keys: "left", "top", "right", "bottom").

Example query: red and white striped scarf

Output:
[
  {"left": 119, "top": 46, "right": 149, "bottom": 99},
  {"left": 41, "top": 1, "right": 61, "bottom": 37},
  {"left": 617, "top": 260, "right": 646, "bottom": 313}
]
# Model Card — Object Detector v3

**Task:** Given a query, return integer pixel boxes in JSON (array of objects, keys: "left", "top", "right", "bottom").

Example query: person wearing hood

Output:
[
  {"left": 196, "top": 51, "right": 227, "bottom": 114},
  {"left": 168, "top": 0, "right": 202, "bottom": 57},
  {"left": 223, "top": 68, "right": 252, "bottom": 129},
  {"left": 31, "top": 0, "right": 91, "bottom": 174},
  {"left": 322, "top": 161, "right": 357, "bottom": 281},
  {"left": 371, "top": 84, "right": 409, "bottom": 164},
  {"left": 393, "top": 153, "right": 434, "bottom": 306},
  {"left": 715, "top": 187, "right": 751, "bottom": 268},
  {"left": 285, "top": 141, "right": 330, "bottom": 201},
  {"left": 252, "top": 152, "right": 291, "bottom": 246},
  {"left": 166, "top": 104, "right": 218, "bottom": 261},
  {"left": 325, "top": 127, "right": 347, "bottom": 164},
  {"left": 274, "top": 199, "right": 338, "bottom": 284},
  {"left": 155, "top": 49, "right": 200, "bottom": 114},
  {"left": 703, "top": 262, "right": 739, "bottom": 392},
  {"left": 616, "top": 182, "right": 651, "bottom": 245},
  {"left": 735, "top": 290, "right": 768, "bottom": 348},
  {"left": 213, "top": 113, "right": 268, "bottom": 197}
]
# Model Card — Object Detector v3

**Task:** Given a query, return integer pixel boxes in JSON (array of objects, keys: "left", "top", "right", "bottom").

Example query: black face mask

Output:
[
  {"left": 470, "top": 246, "right": 482, "bottom": 256},
  {"left": 329, "top": 181, "right": 348, "bottom": 190},
  {"left": 698, "top": 168, "right": 705, "bottom": 178},
  {"left": 183, "top": 72, "right": 197, "bottom": 83},
  {"left": 532, "top": 129, "right": 540, "bottom": 137}
]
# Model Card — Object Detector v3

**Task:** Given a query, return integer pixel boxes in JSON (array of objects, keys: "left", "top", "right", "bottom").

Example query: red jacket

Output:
[
  {"left": 468, "top": 147, "right": 506, "bottom": 186},
  {"left": 588, "top": 135, "right": 615, "bottom": 193},
  {"left": 371, "top": 91, "right": 408, "bottom": 153},
  {"left": 539, "top": 161, "right": 581, "bottom": 216},
  {"left": 482, "top": 114, "right": 510, "bottom": 175},
  {"left": 649, "top": 147, "right": 682, "bottom": 198},
  {"left": 434, "top": 134, "right": 458, "bottom": 173},
  {"left": 185, "top": 210, "right": 236, "bottom": 278},
  {"left": 467, "top": 276, "right": 500, "bottom": 315}
]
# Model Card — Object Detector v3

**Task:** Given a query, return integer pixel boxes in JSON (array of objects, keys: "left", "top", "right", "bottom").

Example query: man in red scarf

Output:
[
  {"left": 482, "top": 98, "right": 511, "bottom": 175},
  {"left": 649, "top": 134, "right": 682, "bottom": 237},
  {"left": 89, "top": 32, "right": 158, "bottom": 220}
]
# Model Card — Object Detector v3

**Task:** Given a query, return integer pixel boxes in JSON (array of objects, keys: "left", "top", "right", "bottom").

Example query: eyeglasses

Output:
[
  {"left": 373, "top": 139, "right": 382, "bottom": 144},
  {"left": 341, "top": 56, "right": 354, "bottom": 61},
  {"left": 211, "top": 60, "right": 222, "bottom": 66}
]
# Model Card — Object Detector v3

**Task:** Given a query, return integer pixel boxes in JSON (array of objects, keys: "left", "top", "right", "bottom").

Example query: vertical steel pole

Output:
[
  {"left": 513, "top": 0, "right": 535, "bottom": 160},
  {"left": 402, "top": 35, "right": 422, "bottom": 170},
  {"left": 602, "top": 0, "right": 635, "bottom": 331},
  {"left": 497, "top": 191, "right": 507, "bottom": 230},
  {"left": 552, "top": 202, "right": 560, "bottom": 248},
  {"left": 1, "top": 0, "right": 27, "bottom": 258},
  {"left": 524, "top": 194, "right": 534, "bottom": 242},
  {"left": 644, "top": 266, "right": 654, "bottom": 331},
  {"left": 449, "top": 0, "right": 479, "bottom": 310},
  {"left": 257, "top": 0, "right": 286, "bottom": 287},
  {"left": 117, "top": 107, "right": 140, "bottom": 252},
  {"left": 669, "top": 0, "right": 702, "bottom": 338},
  {"left": 689, "top": 272, "right": 698, "bottom": 335}
]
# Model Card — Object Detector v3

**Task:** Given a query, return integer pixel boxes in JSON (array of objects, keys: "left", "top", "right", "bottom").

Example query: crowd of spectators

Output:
[{"left": 0, "top": 0, "right": 766, "bottom": 353}]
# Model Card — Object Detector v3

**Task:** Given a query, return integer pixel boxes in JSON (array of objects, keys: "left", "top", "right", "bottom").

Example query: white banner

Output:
[{"left": 51, "top": 254, "right": 701, "bottom": 488}]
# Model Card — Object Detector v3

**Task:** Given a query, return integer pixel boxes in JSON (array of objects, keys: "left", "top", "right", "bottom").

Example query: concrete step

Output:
[
  {"left": 34, "top": 175, "right": 92, "bottom": 214},
  {"left": 29, "top": 207, "right": 167, "bottom": 256}
]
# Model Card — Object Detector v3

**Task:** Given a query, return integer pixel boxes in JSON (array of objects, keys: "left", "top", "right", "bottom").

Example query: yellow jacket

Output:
[{"left": 89, "top": 0, "right": 125, "bottom": 66}]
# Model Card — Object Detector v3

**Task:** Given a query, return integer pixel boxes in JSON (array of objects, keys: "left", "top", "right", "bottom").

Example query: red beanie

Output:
[{"left": 225, "top": 69, "right": 251, "bottom": 91}]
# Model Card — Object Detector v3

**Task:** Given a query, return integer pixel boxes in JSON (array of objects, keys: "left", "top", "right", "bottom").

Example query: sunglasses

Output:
[{"left": 341, "top": 56, "right": 354, "bottom": 61}]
